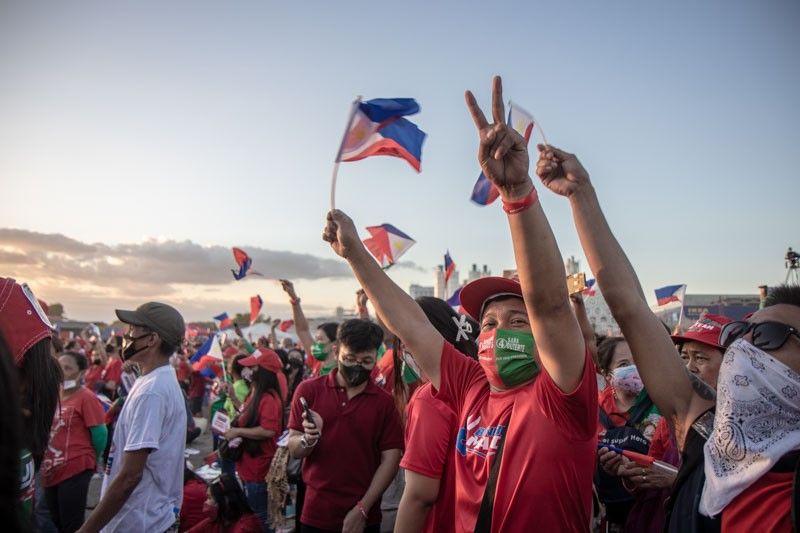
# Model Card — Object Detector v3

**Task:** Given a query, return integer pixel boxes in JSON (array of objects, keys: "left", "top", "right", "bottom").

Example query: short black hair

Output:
[
  {"left": 318, "top": 322, "right": 339, "bottom": 344},
  {"left": 337, "top": 319, "right": 383, "bottom": 353},
  {"left": 62, "top": 351, "right": 89, "bottom": 371},
  {"left": 764, "top": 284, "right": 800, "bottom": 308}
]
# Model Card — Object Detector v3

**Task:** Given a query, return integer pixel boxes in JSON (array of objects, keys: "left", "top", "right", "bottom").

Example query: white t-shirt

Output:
[{"left": 100, "top": 364, "right": 186, "bottom": 532}]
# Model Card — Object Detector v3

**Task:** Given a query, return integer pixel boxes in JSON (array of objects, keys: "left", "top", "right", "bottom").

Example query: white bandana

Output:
[{"left": 700, "top": 339, "right": 800, "bottom": 517}]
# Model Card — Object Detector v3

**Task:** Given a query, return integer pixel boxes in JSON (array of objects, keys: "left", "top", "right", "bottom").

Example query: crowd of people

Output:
[{"left": 1, "top": 76, "right": 798, "bottom": 533}]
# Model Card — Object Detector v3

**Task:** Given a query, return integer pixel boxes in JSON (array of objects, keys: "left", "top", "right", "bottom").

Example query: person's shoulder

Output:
[{"left": 295, "top": 374, "right": 326, "bottom": 394}]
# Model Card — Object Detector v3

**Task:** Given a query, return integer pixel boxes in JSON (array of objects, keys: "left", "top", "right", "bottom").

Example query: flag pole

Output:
[
  {"left": 676, "top": 286, "right": 687, "bottom": 333},
  {"left": 330, "top": 96, "right": 363, "bottom": 211}
]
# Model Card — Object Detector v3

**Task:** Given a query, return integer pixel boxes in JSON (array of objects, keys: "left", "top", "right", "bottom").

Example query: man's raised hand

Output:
[
  {"left": 322, "top": 210, "right": 361, "bottom": 259},
  {"left": 465, "top": 76, "right": 532, "bottom": 201},
  {"left": 535, "top": 144, "right": 591, "bottom": 198}
]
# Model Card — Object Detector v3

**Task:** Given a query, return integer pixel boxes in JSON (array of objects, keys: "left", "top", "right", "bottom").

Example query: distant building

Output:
[
  {"left": 583, "top": 291, "right": 622, "bottom": 337},
  {"left": 410, "top": 284, "right": 435, "bottom": 299},
  {"left": 466, "top": 264, "right": 491, "bottom": 283}
]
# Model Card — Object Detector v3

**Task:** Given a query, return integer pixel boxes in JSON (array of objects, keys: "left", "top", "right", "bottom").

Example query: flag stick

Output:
[{"left": 330, "top": 96, "right": 363, "bottom": 211}]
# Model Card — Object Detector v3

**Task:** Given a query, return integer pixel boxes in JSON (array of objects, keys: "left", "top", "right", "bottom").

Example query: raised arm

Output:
[
  {"left": 323, "top": 211, "right": 444, "bottom": 389},
  {"left": 571, "top": 293, "right": 598, "bottom": 361},
  {"left": 280, "top": 280, "right": 314, "bottom": 354},
  {"left": 535, "top": 145, "right": 711, "bottom": 436},
  {"left": 465, "top": 76, "right": 585, "bottom": 392}
]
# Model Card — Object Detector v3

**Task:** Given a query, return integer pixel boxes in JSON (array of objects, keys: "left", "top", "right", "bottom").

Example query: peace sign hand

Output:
[{"left": 465, "top": 76, "right": 533, "bottom": 201}]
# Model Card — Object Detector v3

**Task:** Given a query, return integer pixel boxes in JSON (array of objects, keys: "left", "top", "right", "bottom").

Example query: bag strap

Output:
[
  {"left": 598, "top": 407, "right": 615, "bottom": 430},
  {"left": 625, "top": 394, "right": 654, "bottom": 427},
  {"left": 473, "top": 431, "right": 507, "bottom": 533}
]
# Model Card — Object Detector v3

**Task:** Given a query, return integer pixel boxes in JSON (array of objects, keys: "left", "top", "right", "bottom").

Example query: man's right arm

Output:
[{"left": 323, "top": 211, "right": 444, "bottom": 389}]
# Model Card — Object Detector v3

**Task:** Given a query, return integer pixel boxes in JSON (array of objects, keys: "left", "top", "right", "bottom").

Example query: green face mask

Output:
[
  {"left": 477, "top": 328, "right": 539, "bottom": 388},
  {"left": 311, "top": 341, "right": 328, "bottom": 361}
]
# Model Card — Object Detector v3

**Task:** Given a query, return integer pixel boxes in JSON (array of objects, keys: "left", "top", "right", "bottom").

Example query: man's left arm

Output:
[
  {"left": 342, "top": 448, "right": 402, "bottom": 533},
  {"left": 77, "top": 449, "right": 150, "bottom": 533}
]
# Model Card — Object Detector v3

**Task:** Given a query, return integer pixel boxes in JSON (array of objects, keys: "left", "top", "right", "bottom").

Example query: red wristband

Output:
[
  {"left": 356, "top": 500, "right": 368, "bottom": 519},
  {"left": 290, "top": 298, "right": 301, "bottom": 305},
  {"left": 502, "top": 187, "right": 539, "bottom": 214}
]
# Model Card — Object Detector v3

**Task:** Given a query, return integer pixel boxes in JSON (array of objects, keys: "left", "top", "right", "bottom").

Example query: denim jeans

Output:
[{"left": 243, "top": 480, "right": 271, "bottom": 533}]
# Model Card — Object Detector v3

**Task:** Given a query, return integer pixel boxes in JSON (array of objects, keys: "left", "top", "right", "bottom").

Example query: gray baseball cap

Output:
[{"left": 115, "top": 302, "right": 185, "bottom": 346}]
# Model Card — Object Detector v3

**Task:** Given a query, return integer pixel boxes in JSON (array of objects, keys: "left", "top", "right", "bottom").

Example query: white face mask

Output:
[
  {"left": 241, "top": 367, "right": 254, "bottom": 382},
  {"left": 63, "top": 379, "right": 78, "bottom": 390},
  {"left": 700, "top": 339, "right": 800, "bottom": 517},
  {"left": 610, "top": 364, "right": 644, "bottom": 395}
]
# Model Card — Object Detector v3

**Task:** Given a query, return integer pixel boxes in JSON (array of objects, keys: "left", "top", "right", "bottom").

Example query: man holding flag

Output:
[{"left": 322, "top": 76, "right": 597, "bottom": 532}]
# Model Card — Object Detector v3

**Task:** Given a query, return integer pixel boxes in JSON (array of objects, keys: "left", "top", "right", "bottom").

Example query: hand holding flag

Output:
[
  {"left": 465, "top": 76, "right": 532, "bottom": 201},
  {"left": 535, "top": 144, "right": 591, "bottom": 198},
  {"left": 323, "top": 210, "right": 363, "bottom": 261}
]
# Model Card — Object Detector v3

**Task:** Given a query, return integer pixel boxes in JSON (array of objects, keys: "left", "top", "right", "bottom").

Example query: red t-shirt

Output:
[
  {"left": 102, "top": 357, "right": 122, "bottom": 385},
  {"left": 288, "top": 370, "right": 405, "bottom": 530},
  {"left": 434, "top": 341, "right": 598, "bottom": 533},
  {"left": 235, "top": 392, "right": 282, "bottom": 482},
  {"left": 84, "top": 364, "right": 104, "bottom": 392},
  {"left": 40, "top": 387, "right": 106, "bottom": 487},
  {"left": 721, "top": 470, "right": 793, "bottom": 532},
  {"left": 179, "top": 478, "right": 209, "bottom": 532},
  {"left": 176, "top": 359, "right": 192, "bottom": 384},
  {"left": 400, "top": 383, "right": 457, "bottom": 533},
  {"left": 188, "top": 371, "right": 207, "bottom": 399},
  {"left": 186, "top": 514, "right": 262, "bottom": 533}
]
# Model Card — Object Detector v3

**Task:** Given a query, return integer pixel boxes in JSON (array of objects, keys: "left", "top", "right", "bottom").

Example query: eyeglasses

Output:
[
  {"left": 719, "top": 320, "right": 800, "bottom": 351},
  {"left": 340, "top": 354, "right": 375, "bottom": 367}
]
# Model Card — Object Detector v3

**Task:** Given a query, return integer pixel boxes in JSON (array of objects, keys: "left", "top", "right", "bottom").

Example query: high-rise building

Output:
[{"left": 410, "top": 284, "right": 435, "bottom": 299}]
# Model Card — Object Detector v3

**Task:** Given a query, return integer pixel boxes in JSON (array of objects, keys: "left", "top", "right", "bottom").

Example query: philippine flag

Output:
[
  {"left": 250, "top": 295, "right": 263, "bottom": 326},
  {"left": 471, "top": 101, "right": 536, "bottom": 206},
  {"left": 214, "top": 312, "right": 233, "bottom": 329},
  {"left": 447, "top": 286, "right": 462, "bottom": 307},
  {"left": 583, "top": 278, "right": 597, "bottom": 297},
  {"left": 279, "top": 319, "right": 294, "bottom": 332},
  {"left": 337, "top": 98, "right": 426, "bottom": 172},
  {"left": 362, "top": 223, "right": 416, "bottom": 268},
  {"left": 655, "top": 284, "right": 687, "bottom": 306},
  {"left": 231, "top": 247, "right": 263, "bottom": 281},
  {"left": 444, "top": 251, "right": 456, "bottom": 286},
  {"left": 190, "top": 333, "right": 219, "bottom": 363}
]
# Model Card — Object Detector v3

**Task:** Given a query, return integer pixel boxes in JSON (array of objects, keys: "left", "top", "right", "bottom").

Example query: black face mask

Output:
[
  {"left": 338, "top": 362, "right": 371, "bottom": 387},
  {"left": 122, "top": 332, "right": 152, "bottom": 361},
  {"left": 92, "top": 358, "right": 102, "bottom": 365}
]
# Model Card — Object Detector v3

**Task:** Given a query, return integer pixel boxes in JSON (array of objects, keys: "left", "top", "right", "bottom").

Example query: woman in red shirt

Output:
[
  {"left": 187, "top": 474, "right": 262, "bottom": 533},
  {"left": 396, "top": 297, "right": 479, "bottom": 533},
  {"left": 41, "top": 351, "right": 107, "bottom": 533},
  {"left": 224, "top": 349, "right": 284, "bottom": 532}
]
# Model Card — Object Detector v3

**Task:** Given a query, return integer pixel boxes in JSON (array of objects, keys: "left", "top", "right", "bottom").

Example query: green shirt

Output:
[{"left": 224, "top": 378, "right": 250, "bottom": 418}]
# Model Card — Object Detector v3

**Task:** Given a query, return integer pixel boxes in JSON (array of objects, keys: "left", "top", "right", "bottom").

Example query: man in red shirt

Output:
[
  {"left": 322, "top": 76, "right": 597, "bottom": 532},
  {"left": 288, "top": 319, "right": 403, "bottom": 533}
]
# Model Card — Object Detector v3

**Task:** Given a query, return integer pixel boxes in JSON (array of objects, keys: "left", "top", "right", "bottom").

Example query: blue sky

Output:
[{"left": 1, "top": 0, "right": 798, "bottom": 321}]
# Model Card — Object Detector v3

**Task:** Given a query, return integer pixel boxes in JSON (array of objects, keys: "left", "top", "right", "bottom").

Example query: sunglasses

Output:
[{"left": 719, "top": 320, "right": 800, "bottom": 351}]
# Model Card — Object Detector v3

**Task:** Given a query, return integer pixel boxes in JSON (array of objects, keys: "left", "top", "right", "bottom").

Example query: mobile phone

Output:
[
  {"left": 567, "top": 272, "right": 587, "bottom": 296},
  {"left": 299, "top": 397, "right": 315, "bottom": 428}
]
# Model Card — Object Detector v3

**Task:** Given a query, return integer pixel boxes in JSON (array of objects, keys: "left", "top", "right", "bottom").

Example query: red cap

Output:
[
  {"left": 671, "top": 314, "right": 732, "bottom": 349},
  {"left": 239, "top": 348, "right": 283, "bottom": 373},
  {"left": 460, "top": 276, "right": 524, "bottom": 321},
  {"left": 0, "top": 278, "right": 54, "bottom": 366}
]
